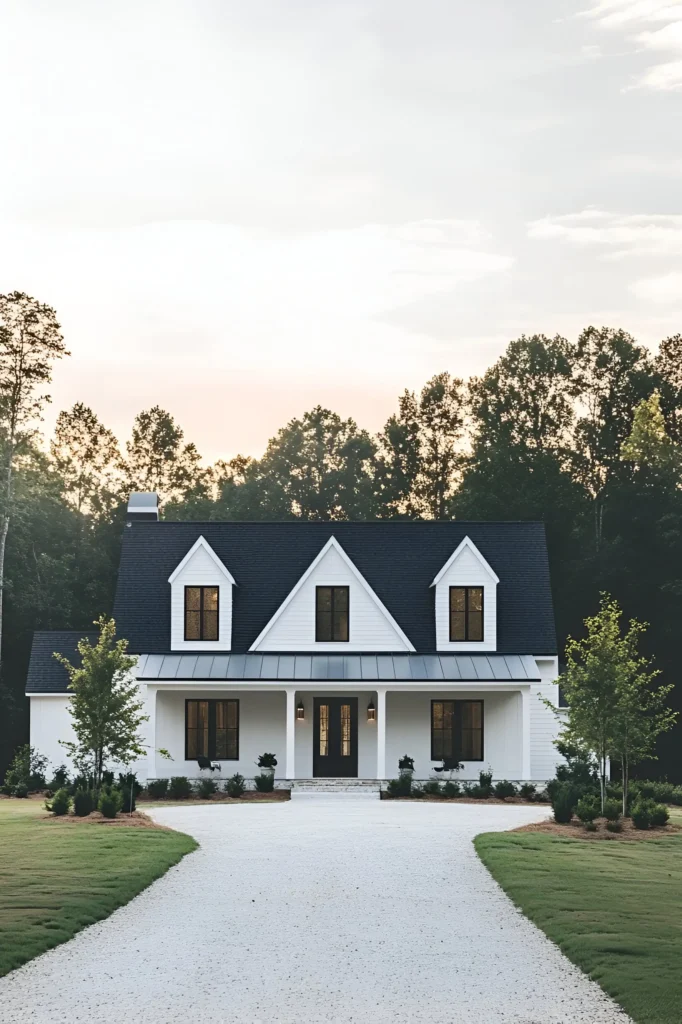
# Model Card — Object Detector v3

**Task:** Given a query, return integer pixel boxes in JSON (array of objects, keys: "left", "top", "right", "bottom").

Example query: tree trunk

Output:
[
  {"left": 622, "top": 754, "right": 629, "bottom": 819},
  {"left": 0, "top": 443, "right": 14, "bottom": 674}
]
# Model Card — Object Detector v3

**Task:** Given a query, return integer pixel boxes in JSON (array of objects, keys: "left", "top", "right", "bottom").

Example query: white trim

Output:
[
  {"left": 249, "top": 536, "right": 416, "bottom": 652},
  {"left": 26, "top": 692, "right": 73, "bottom": 698},
  {"left": 430, "top": 535, "right": 499, "bottom": 587},
  {"left": 168, "top": 536, "right": 236, "bottom": 585}
]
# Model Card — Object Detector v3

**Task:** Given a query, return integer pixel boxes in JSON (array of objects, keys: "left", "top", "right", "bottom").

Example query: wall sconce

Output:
[
  {"left": 367, "top": 700, "right": 376, "bottom": 722},
  {"left": 296, "top": 700, "right": 305, "bottom": 721}
]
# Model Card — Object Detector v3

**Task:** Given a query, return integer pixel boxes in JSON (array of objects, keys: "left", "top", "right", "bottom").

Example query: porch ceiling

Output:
[{"left": 135, "top": 652, "right": 540, "bottom": 683}]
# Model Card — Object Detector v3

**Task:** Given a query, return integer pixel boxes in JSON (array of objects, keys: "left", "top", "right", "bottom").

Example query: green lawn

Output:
[
  {"left": 475, "top": 825, "right": 682, "bottom": 1024},
  {"left": 0, "top": 800, "right": 197, "bottom": 977}
]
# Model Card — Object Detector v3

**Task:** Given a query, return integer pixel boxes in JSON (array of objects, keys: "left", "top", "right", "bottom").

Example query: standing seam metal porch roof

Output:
[{"left": 135, "top": 653, "right": 541, "bottom": 682}]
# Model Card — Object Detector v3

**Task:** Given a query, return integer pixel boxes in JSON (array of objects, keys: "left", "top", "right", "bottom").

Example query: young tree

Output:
[
  {"left": 126, "top": 406, "right": 206, "bottom": 506},
  {"left": 620, "top": 390, "right": 681, "bottom": 481},
  {"left": 55, "top": 616, "right": 146, "bottom": 790},
  {"left": 51, "top": 402, "right": 124, "bottom": 518},
  {"left": 654, "top": 334, "right": 682, "bottom": 443},
  {"left": 0, "top": 292, "right": 68, "bottom": 671}
]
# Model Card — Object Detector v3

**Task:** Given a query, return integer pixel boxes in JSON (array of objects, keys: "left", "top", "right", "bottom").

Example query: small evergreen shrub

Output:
[
  {"left": 423, "top": 779, "right": 442, "bottom": 796},
  {"left": 196, "top": 777, "right": 218, "bottom": 798},
  {"left": 606, "top": 820, "right": 622, "bottom": 833},
  {"left": 98, "top": 787, "right": 123, "bottom": 819},
  {"left": 387, "top": 774, "right": 412, "bottom": 797},
  {"left": 671, "top": 786, "right": 682, "bottom": 806},
  {"left": 3, "top": 744, "right": 49, "bottom": 794},
  {"left": 73, "top": 789, "right": 95, "bottom": 816},
  {"left": 519, "top": 783, "right": 536, "bottom": 801},
  {"left": 225, "top": 773, "right": 245, "bottom": 798},
  {"left": 168, "top": 777, "right": 192, "bottom": 800},
  {"left": 469, "top": 784, "right": 490, "bottom": 799},
  {"left": 12, "top": 783, "right": 29, "bottom": 798},
  {"left": 551, "top": 784, "right": 578, "bottom": 824},
  {"left": 442, "top": 780, "right": 460, "bottom": 798},
  {"left": 71, "top": 773, "right": 95, "bottom": 795},
  {"left": 46, "top": 788, "right": 71, "bottom": 816},
  {"left": 650, "top": 803, "right": 669, "bottom": 827},
  {"left": 633, "top": 781, "right": 674, "bottom": 803},
  {"left": 411, "top": 784, "right": 425, "bottom": 799},
  {"left": 576, "top": 794, "right": 601, "bottom": 824},
  {"left": 101, "top": 770, "right": 115, "bottom": 787},
  {"left": 117, "top": 773, "right": 142, "bottom": 812},
  {"left": 49, "top": 765, "right": 70, "bottom": 790},
  {"left": 494, "top": 780, "right": 516, "bottom": 800},
  {"left": 603, "top": 798, "right": 621, "bottom": 822},
  {"left": 254, "top": 773, "right": 275, "bottom": 793},
  {"left": 146, "top": 779, "right": 169, "bottom": 799},
  {"left": 631, "top": 801, "right": 653, "bottom": 830}
]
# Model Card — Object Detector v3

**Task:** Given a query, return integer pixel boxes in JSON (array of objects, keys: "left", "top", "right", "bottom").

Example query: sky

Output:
[{"left": 1, "top": 0, "right": 682, "bottom": 463}]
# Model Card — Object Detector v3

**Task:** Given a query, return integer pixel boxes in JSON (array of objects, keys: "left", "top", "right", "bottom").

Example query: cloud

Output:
[
  {"left": 580, "top": 0, "right": 682, "bottom": 89},
  {"left": 528, "top": 208, "right": 682, "bottom": 257},
  {"left": 631, "top": 270, "right": 682, "bottom": 302}
]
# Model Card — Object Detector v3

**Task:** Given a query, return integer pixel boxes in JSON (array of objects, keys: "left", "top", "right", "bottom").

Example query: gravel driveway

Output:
[{"left": 0, "top": 799, "right": 630, "bottom": 1024}]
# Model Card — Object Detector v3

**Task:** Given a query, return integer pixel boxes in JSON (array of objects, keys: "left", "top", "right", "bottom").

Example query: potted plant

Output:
[
  {"left": 398, "top": 754, "right": 415, "bottom": 777},
  {"left": 256, "top": 752, "right": 278, "bottom": 777}
]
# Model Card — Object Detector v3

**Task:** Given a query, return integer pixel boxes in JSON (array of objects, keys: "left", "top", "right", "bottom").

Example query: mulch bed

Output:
[
  {"left": 512, "top": 816, "right": 682, "bottom": 841},
  {"left": 42, "top": 810, "right": 174, "bottom": 830},
  {"left": 138, "top": 791, "right": 290, "bottom": 804},
  {"left": 381, "top": 794, "right": 545, "bottom": 805}
]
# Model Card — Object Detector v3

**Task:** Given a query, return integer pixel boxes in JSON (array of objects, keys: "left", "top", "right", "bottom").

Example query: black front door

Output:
[{"left": 313, "top": 697, "right": 358, "bottom": 777}]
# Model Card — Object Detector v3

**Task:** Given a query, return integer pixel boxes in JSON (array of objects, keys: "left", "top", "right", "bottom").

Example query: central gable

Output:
[{"left": 249, "top": 536, "right": 415, "bottom": 652}]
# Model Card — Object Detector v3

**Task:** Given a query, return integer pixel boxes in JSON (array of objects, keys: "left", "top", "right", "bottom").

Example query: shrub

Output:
[
  {"left": 98, "top": 787, "right": 123, "bottom": 818},
  {"left": 469, "top": 784, "right": 490, "bottom": 800},
  {"left": 603, "top": 798, "right": 621, "bottom": 822},
  {"left": 254, "top": 773, "right": 275, "bottom": 793},
  {"left": 168, "top": 777, "right": 192, "bottom": 800},
  {"left": 117, "top": 773, "right": 142, "bottom": 812},
  {"left": 256, "top": 753, "right": 277, "bottom": 770},
  {"left": 494, "top": 780, "right": 516, "bottom": 800},
  {"left": 101, "top": 770, "right": 115, "bottom": 788},
  {"left": 49, "top": 765, "right": 70, "bottom": 791},
  {"left": 71, "top": 773, "right": 95, "bottom": 795},
  {"left": 225, "top": 773, "right": 245, "bottom": 798},
  {"left": 650, "top": 803, "right": 669, "bottom": 827},
  {"left": 196, "top": 777, "right": 218, "bottom": 798},
  {"left": 606, "top": 820, "right": 622, "bottom": 833},
  {"left": 551, "top": 783, "right": 578, "bottom": 824},
  {"left": 554, "top": 740, "right": 597, "bottom": 788},
  {"left": 576, "top": 794, "right": 601, "bottom": 824},
  {"left": 633, "top": 780, "right": 674, "bottom": 803},
  {"left": 411, "top": 784, "right": 425, "bottom": 799},
  {"left": 671, "top": 786, "right": 682, "bottom": 806},
  {"left": 479, "top": 769, "right": 493, "bottom": 789},
  {"left": 387, "top": 774, "right": 412, "bottom": 797},
  {"left": 442, "top": 780, "right": 460, "bottom": 798},
  {"left": 398, "top": 755, "right": 415, "bottom": 772},
  {"left": 585, "top": 822, "right": 597, "bottom": 832},
  {"left": 519, "top": 783, "right": 536, "bottom": 802},
  {"left": 631, "top": 801, "right": 653, "bottom": 830},
  {"left": 46, "top": 788, "right": 71, "bottom": 816},
  {"left": 423, "top": 779, "right": 442, "bottom": 796},
  {"left": 12, "top": 783, "right": 29, "bottom": 798},
  {"left": 3, "top": 744, "right": 49, "bottom": 794},
  {"left": 146, "top": 779, "right": 169, "bottom": 799},
  {"left": 73, "top": 789, "right": 95, "bottom": 816}
]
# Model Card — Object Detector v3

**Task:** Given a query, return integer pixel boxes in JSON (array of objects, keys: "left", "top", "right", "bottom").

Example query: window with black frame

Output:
[
  {"left": 186, "top": 699, "right": 238, "bottom": 760},
  {"left": 315, "top": 586, "right": 349, "bottom": 642},
  {"left": 431, "top": 699, "right": 483, "bottom": 761},
  {"left": 184, "top": 586, "right": 219, "bottom": 641},
  {"left": 449, "top": 586, "right": 484, "bottom": 642}
]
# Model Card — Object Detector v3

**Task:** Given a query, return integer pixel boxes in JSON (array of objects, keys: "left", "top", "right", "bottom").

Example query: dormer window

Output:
[
  {"left": 449, "top": 587, "right": 483, "bottom": 642},
  {"left": 315, "top": 586, "right": 349, "bottom": 642},
  {"left": 185, "top": 586, "right": 219, "bottom": 641}
]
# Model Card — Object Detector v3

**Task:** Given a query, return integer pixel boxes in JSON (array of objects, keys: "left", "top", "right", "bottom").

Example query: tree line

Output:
[{"left": 1, "top": 291, "right": 681, "bottom": 778}]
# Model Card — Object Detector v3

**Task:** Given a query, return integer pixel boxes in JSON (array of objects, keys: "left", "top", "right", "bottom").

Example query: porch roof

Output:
[{"left": 134, "top": 652, "right": 541, "bottom": 683}]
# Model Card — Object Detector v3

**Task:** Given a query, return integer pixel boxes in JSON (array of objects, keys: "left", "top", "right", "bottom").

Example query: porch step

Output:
[{"left": 291, "top": 779, "right": 381, "bottom": 799}]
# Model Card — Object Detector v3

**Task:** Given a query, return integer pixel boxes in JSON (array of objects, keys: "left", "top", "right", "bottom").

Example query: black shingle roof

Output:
[
  {"left": 26, "top": 631, "right": 98, "bottom": 694},
  {"left": 114, "top": 520, "right": 556, "bottom": 655}
]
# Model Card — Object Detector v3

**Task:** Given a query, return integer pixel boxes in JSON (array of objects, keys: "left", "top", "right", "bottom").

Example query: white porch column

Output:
[
  {"left": 145, "top": 684, "right": 157, "bottom": 781},
  {"left": 376, "top": 687, "right": 387, "bottom": 780},
  {"left": 521, "top": 686, "right": 531, "bottom": 781},
  {"left": 285, "top": 687, "right": 296, "bottom": 779}
]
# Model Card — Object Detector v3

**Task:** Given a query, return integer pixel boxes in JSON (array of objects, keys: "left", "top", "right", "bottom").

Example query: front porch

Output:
[{"left": 144, "top": 682, "right": 536, "bottom": 783}]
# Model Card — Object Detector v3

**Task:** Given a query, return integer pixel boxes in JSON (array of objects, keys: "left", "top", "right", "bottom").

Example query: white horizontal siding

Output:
[
  {"left": 434, "top": 545, "right": 497, "bottom": 651},
  {"left": 253, "top": 544, "right": 411, "bottom": 652},
  {"left": 170, "top": 545, "right": 233, "bottom": 651}
]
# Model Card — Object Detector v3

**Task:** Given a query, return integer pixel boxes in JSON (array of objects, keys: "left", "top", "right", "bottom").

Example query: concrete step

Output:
[
  {"left": 290, "top": 779, "right": 381, "bottom": 799},
  {"left": 290, "top": 789, "right": 380, "bottom": 800}
]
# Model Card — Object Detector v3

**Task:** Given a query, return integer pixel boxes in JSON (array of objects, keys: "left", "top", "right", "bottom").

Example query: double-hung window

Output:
[
  {"left": 449, "top": 586, "right": 484, "bottom": 642},
  {"left": 431, "top": 700, "right": 483, "bottom": 761},
  {"left": 185, "top": 699, "right": 239, "bottom": 760},
  {"left": 184, "top": 586, "right": 219, "bottom": 641},
  {"left": 315, "top": 586, "right": 349, "bottom": 642}
]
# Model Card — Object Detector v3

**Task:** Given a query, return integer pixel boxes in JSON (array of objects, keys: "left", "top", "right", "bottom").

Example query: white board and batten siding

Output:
[
  {"left": 251, "top": 540, "right": 413, "bottom": 652},
  {"left": 529, "top": 656, "right": 563, "bottom": 780},
  {"left": 169, "top": 540, "right": 234, "bottom": 652},
  {"left": 432, "top": 539, "right": 498, "bottom": 652}
]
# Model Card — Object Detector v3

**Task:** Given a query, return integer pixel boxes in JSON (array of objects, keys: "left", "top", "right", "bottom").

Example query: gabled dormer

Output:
[
  {"left": 168, "top": 536, "right": 236, "bottom": 651},
  {"left": 250, "top": 536, "right": 414, "bottom": 652},
  {"left": 431, "top": 536, "right": 498, "bottom": 651}
]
